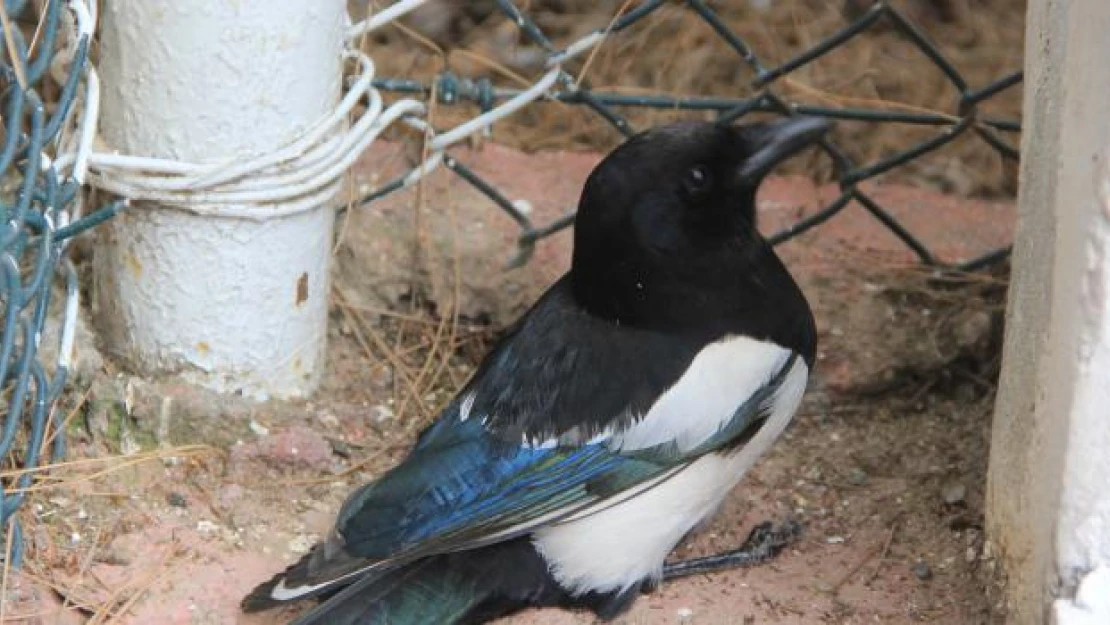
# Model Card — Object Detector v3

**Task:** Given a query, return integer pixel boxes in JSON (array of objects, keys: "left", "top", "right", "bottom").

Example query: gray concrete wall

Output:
[{"left": 987, "top": 1, "right": 1110, "bottom": 623}]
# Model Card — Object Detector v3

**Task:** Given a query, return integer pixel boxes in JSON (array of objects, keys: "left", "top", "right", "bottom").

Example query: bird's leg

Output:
[{"left": 660, "top": 519, "right": 802, "bottom": 581}]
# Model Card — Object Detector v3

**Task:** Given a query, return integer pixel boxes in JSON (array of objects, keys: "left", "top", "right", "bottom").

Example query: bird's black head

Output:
[{"left": 570, "top": 117, "right": 829, "bottom": 358}]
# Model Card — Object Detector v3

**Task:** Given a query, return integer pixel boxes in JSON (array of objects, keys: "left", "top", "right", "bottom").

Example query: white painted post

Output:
[
  {"left": 92, "top": 0, "right": 346, "bottom": 399},
  {"left": 987, "top": 1, "right": 1110, "bottom": 624}
]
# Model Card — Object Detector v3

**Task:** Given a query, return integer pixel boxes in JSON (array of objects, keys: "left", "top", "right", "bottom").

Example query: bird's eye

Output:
[{"left": 681, "top": 165, "right": 711, "bottom": 198}]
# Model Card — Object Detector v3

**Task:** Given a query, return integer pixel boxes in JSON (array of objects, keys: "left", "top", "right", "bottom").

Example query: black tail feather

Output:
[
  {"left": 269, "top": 538, "right": 625, "bottom": 625},
  {"left": 241, "top": 566, "right": 298, "bottom": 613},
  {"left": 241, "top": 541, "right": 379, "bottom": 613},
  {"left": 288, "top": 558, "right": 481, "bottom": 625},
  {"left": 246, "top": 538, "right": 644, "bottom": 625}
]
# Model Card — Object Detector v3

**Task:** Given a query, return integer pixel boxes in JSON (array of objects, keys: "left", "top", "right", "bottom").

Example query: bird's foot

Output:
[{"left": 660, "top": 519, "right": 802, "bottom": 581}]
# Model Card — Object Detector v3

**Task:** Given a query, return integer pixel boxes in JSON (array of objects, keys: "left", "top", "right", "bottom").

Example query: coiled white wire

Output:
[{"left": 52, "top": 0, "right": 612, "bottom": 222}]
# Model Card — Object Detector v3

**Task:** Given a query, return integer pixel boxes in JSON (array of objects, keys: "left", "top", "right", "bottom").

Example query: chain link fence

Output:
[
  {"left": 0, "top": 0, "right": 113, "bottom": 568},
  {"left": 356, "top": 0, "right": 1023, "bottom": 270}
]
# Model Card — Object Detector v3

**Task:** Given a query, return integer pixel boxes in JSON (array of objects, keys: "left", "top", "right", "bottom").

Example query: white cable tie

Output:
[
  {"left": 346, "top": 0, "right": 428, "bottom": 41},
  {"left": 547, "top": 31, "right": 606, "bottom": 68},
  {"left": 57, "top": 268, "right": 79, "bottom": 370},
  {"left": 71, "top": 65, "right": 98, "bottom": 185},
  {"left": 401, "top": 151, "right": 444, "bottom": 188},
  {"left": 69, "top": 0, "right": 94, "bottom": 38}
]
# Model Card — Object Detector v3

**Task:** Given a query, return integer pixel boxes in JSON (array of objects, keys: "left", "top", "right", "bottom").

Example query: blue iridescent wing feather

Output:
[
  {"left": 334, "top": 354, "right": 796, "bottom": 561},
  {"left": 336, "top": 411, "right": 666, "bottom": 558}
]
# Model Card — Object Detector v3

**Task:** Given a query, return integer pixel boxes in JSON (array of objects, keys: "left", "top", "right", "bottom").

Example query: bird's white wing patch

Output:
[{"left": 611, "top": 335, "right": 794, "bottom": 453}]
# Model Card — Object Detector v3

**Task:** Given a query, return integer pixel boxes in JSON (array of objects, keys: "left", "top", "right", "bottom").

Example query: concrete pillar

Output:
[
  {"left": 92, "top": 0, "right": 346, "bottom": 399},
  {"left": 987, "top": 1, "right": 1110, "bottom": 624}
]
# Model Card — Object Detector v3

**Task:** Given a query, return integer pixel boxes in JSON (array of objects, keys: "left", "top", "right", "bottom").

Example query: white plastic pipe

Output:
[{"left": 93, "top": 0, "right": 346, "bottom": 399}]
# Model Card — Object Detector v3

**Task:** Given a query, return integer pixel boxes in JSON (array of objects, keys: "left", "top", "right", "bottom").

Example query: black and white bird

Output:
[{"left": 242, "top": 116, "right": 829, "bottom": 624}]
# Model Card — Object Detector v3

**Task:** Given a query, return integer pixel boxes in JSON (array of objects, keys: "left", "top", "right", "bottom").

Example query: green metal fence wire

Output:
[
  {"left": 358, "top": 0, "right": 1022, "bottom": 271},
  {"left": 0, "top": 0, "right": 115, "bottom": 569}
]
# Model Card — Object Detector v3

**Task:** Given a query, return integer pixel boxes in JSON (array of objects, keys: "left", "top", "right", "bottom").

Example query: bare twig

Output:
[
  {"left": 0, "top": 3, "right": 27, "bottom": 89},
  {"left": 864, "top": 520, "right": 899, "bottom": 585}
]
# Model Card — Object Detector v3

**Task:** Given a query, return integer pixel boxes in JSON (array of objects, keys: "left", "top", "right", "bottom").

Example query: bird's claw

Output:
[{"left": 659, "top": 518, "right": 803, "bottom": 582}]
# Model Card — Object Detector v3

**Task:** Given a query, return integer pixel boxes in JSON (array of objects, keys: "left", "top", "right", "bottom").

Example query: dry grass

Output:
[
  {"left": 855, "top": 258, "right": 1010, "bottom": 400},
  {"left": 3, "top": 444, "right": 217, "bottom": 623},
  {"left": 361, "top": 0, "right": 1025, "bottom": 197},
  {"left": 1, "top": 446, "right": 218, "bottom": 496},
  {"left": 0, "top": 1, "right": 27, "bottom": 89},
  {"left": 328, "top": 283, "right": 498, "bottom": 438}
]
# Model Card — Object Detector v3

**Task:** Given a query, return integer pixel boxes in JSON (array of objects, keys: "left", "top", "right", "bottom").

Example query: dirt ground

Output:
[{"left": 2, "top": 136, "right": 1013, "bottom": 624}]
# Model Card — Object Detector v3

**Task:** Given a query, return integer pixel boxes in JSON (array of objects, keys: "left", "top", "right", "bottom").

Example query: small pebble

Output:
[
  {"left": 369, "top": 365, "right": 393, "bottom": 389},
  {"left": 95, "top": 546, "right": 132, "bottom": 566},
  {"left": 330, "top": 438, "right": 352, "bottom": 458},
  {"left": 942, "top": 482, "right": 967, "bottom": 506},
  {"left": 370, "top": 405, "right": 395, "bottom": 423},
  {"left": 956, "top": 310, "right": 992, "bottom": 350},
  {"left": 288, "top": 534, "right": 316, "bottom": 555},
  {"left": 847, "top": 467, "right": 868, "bottom": 486},
  {"left": 167, "top": 492, "right": 188, "bottom": 508},
  {"left": 912, "top": 560, "right": 933, "bottom": 581}
]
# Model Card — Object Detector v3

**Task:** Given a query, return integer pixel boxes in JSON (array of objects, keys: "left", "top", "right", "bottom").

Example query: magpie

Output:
[{"left": 242, "top": 115, "right": 829, "bottom": 624}]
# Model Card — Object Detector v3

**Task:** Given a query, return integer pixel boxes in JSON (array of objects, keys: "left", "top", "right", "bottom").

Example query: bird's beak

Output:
[{"left": 735, "top": 116, "right": 833, "bottom": 184}]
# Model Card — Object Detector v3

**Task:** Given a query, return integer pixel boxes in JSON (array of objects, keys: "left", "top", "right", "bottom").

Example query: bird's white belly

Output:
[
  {"left": 531, "top": 341, "right": 809, "bottom": 595},
  {"left": 532, "top": 451, "right": 753, "bottom": 594}
]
